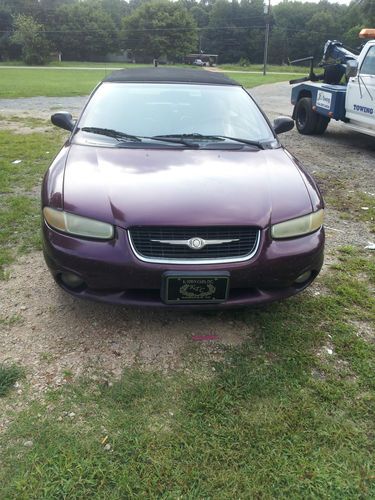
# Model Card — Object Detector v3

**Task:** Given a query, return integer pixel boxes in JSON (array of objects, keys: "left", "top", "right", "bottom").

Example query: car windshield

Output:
[{"left": 77, "top": 82, "right": 274, "bottom": 143}]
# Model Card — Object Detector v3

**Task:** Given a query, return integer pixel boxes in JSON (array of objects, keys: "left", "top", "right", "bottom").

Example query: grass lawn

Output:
[
  {"left": 0, "top": 86, "right": 374, "bottom": 497},
  {"left": 0, "top": 60, "right": 137, "bottom": 68},
  {"left": 226, "top": 72, "right": 301, "bottom": 88},
  {"left": 0, "top": 67, "right": 302, "bottom": 98},
  {"left": 220, "top": 63, "right": 309, "bottom": 74},
  {"left": 0, "top": 69, "right": 107, "bottom": 98},
  {"left": 0, "top": 245, "right": 374, "bottom": 497},
  {"left": 0, "top": 124, "right": 66, "bottom": 278}
]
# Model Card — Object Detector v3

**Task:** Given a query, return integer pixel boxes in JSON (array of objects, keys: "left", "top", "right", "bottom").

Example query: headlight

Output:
[
  {"left": 43, "top": 207, "right": 114, "bottom": 239},
  {"left": 271, "top": 209, "right": 324, "bottom": 239}
]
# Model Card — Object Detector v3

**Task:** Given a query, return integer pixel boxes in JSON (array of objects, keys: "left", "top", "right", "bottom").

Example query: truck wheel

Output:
[
  {"left": 295, "top": 97, "right": 317, "bottom": 135},
  {"left": 314, "top": 114, "right": 330, "bottom": 135}
]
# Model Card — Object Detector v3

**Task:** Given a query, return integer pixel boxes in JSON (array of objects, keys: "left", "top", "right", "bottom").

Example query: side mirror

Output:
[
  {"left": 346, "top": 60, "right": 358, "bottom": 79},
  {"left": 273, "top": 116, "right": 294, "bottom": 135},
  {"left": 51, "top": 112, "right": 75, "bottom": 132}
]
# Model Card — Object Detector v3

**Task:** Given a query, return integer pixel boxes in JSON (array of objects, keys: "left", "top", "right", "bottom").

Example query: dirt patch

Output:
[
  {"left": 350, "top": 320, "right": 375, "bottom": 344},
  {"left": 0, "top": 252, "right": 251, "bottom": 387}
]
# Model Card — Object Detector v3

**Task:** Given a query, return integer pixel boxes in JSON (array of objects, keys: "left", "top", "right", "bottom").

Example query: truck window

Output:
[{"left": 360, "top": 46, "right": 375, "bottom": 76}]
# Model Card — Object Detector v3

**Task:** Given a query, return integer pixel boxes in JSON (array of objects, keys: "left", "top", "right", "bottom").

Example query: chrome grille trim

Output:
[{"left": 127, "top": 228, "right": 260, "bottom": 265}]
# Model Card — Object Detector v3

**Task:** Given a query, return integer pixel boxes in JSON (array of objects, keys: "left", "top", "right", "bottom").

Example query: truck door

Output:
[{"left": 345, "top": 44, "right": 375, "bottom": 129}]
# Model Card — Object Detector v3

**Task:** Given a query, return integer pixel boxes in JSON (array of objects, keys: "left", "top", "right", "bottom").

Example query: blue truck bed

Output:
[{"left": 291, "top": 82, "right": 347, "bottom": 121}]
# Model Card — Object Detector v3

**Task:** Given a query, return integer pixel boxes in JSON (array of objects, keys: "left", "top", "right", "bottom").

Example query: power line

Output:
[{"left": 0, "top": 25, "right": 336, "bottom": 35}]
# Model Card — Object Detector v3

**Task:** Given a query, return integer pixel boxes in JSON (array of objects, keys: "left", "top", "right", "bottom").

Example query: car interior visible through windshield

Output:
[{"left": 78, "top": 82, "right": 273, "bottom": 142}]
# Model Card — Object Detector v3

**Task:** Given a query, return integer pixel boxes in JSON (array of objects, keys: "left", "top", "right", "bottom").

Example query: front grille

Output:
[{"left": 128, "top": 226, "right": 260, "bottom": 263}]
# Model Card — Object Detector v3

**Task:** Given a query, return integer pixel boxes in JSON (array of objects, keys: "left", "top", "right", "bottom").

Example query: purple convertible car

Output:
[{"left": 42, "top": 68, "right": 324, "bottom": 307}]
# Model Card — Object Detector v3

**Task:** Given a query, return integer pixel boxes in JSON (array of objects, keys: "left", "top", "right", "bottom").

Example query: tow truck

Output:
[{"left": 290, "top": 29, "right": 375, "bottom": 137}]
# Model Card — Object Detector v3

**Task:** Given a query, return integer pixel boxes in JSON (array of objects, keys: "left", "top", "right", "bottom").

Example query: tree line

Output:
[{"left": 0, "top": 0, "right": 373, "bottom": 65}]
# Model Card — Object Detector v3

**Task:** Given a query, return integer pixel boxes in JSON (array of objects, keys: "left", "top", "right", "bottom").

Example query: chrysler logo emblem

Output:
[
  {"left": 188, "top": 237, "right": 205, "bottom": 250},
  {"left": 150, "top": 236, "right": 240, "bottom": 249}
]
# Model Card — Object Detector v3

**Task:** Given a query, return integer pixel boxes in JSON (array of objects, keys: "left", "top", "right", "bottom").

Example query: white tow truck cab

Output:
[{"left": 291, "top": 29, "right": 375, "bottom": 137}]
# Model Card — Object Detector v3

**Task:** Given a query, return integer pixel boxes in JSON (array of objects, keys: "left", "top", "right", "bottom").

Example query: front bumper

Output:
[{"left": 42, "top": 223, "right": 324, "bottom": 308}]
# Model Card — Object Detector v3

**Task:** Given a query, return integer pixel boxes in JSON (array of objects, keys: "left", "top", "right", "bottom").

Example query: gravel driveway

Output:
[{"left": 0, "top": 82, "right": 374, "bottom": 428}]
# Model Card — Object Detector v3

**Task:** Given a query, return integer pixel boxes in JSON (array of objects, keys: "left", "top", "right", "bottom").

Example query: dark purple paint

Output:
[{"left": 42, "top": 94, "right": 325, "bottom": 308}]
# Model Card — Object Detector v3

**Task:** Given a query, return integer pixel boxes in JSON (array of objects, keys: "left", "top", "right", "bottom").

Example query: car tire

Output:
[
  {"left": 295, "top": 97, "right": 318, "bottom": 135},
  {"left": 314, "top": 114, "right": 330, "bottom": 135}
]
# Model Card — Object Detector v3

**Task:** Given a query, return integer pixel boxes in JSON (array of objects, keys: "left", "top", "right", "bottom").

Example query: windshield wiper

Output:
[
  {"left": 151, "top": 133, "right": 264, "bottom": 149},
  {"left": 218, "top": 136, "right": 264, "bottom": 149},
  {"left": 81, "top": 127, "right": 142, "bottom": 142},
  {"left": 148, "top": 134, "right": 200, "bottom": 147},
  {"left": 152, "top": 133, "right": 223, "bottom": 143}
]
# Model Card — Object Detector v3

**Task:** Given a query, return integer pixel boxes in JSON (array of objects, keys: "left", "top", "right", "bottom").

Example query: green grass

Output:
[
  {"left": 314, "top": 172, "right": 375, "bottom": 232},
  {"left": 0, "top": 364, "right": 24, "bottom": 397},
  {"left": 0, "top": 67, "right": 300, "bottom": 98},
  {"left": 0, "top": 69, "right": 107, "bottom": 98},
  {"left": 0, "top": 61, "right": 194, "bottom": 68},
  {"left": 0, "top": 248, "right": 373, "bottom": 497},
  {"left": 220, "top": 63, "right": 309, "bottom": 74},
  {"left": 0, "top": 126, "right": 65, "bottom": 278},
  {"left": 0, "top": 60, "right": 135, "bottom": 68},
  {"left": 226, "top": 72, "right": 301, "bottom": 88}
]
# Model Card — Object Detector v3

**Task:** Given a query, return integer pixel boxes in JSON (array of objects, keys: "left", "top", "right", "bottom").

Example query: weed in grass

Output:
[
  {"left": 62, "top": 369, "right": 73, "bottom": 380},
  {"left": 39, "top": 352, "right": 54, "bottom": 364},
  {"left": 0, "top": 314, "right": 22, "bottom": 327},
  {"left": 0, "top": 364, "right": 23, "bottom": 397}
]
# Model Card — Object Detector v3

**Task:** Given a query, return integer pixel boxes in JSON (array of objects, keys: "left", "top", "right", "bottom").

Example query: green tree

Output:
[
  {"left": 98, "top": 0, "right": 129, "bottom": 28},
  {"left": 122, "top": 1, "right": 198, "bottom": 61},
  {"left": 355, "top": 0, "right": 375, "bottom": 25},
  {"left": 50, "top": 2, "right": 119, "bottom": 61},
  {"left": 269, "top": 1, "right": 349, "bottom": 65},
  {"left": 11, "top": 14, "right": 51, "bottom": 65},
  {"left": 204, "top": 0, "right": 265, "bottom": 63},
  {"left": 0, "top": 0, "right": 40, "bottom": 16}
]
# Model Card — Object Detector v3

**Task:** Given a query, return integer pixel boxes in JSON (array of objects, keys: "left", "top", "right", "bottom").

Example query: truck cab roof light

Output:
[{"left": 359, "top": 29, "right": 375, "bottom": 39}]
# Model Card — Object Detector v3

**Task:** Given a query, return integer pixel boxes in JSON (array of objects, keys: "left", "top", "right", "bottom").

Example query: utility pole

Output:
[{"left": 263, "top": 0, "right": 271, "bottom": 76}]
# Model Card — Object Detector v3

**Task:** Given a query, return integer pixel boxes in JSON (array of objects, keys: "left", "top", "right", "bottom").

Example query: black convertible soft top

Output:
[{"left": 103, "top": 67, "right": 239, "bottom": 86}]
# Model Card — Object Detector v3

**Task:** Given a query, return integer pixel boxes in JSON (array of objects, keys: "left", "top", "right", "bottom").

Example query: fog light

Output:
[
  {"left": 60, "top": 272, "right": 85, "bottom": 289},
  {"left": 295, "top": 271, "right": 312, "bottom": 284}
]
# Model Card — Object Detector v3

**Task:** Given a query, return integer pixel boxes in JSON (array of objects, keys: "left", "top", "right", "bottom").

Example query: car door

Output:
[{"left": 345, "top": 44, "right": 375, "bottom": 129}]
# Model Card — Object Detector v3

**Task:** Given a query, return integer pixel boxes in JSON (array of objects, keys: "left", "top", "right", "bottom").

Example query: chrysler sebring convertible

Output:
[{"left": 42, "top": 68, "right": 324, "bottom": 307}]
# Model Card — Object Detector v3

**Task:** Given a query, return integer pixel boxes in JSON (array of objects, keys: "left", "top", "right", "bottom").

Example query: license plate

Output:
[{"left": 162, "top": 272, "right": 229, "bottom": 304}]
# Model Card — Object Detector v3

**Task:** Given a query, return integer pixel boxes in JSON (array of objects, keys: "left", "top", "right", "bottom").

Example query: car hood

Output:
[{"left": 63, "top": 145, "right": 313, "bottom": 228}]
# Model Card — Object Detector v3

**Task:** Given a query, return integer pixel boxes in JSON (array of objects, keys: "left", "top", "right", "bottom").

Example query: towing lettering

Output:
[{"left": 353, "top": 104, "right": 374, "bottom": 115}]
